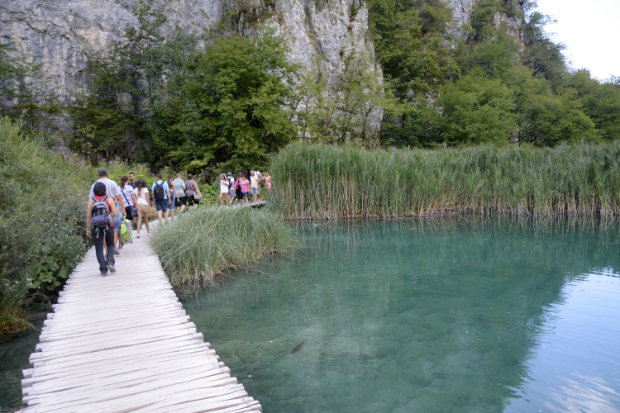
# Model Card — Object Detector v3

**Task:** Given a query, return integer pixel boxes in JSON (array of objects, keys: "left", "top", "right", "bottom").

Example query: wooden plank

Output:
[{"left": 21, "top": 230, "right": 260, "bottom": 412}]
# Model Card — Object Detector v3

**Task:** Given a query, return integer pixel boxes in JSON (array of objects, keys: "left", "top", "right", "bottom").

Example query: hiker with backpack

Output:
[
  {"left": 152, "top": 174, "right": 172, "bottom": 226},
  {"left": 227, "top": 173, "right": 236, "bottom": 205},
  {"left": 185, "top": 174, "right": 203, "bottom": 210},
  {"left": 86, "top": 182, "right": 119, "bottom": 276},
  {"left": 89, "top": 169, "right": 126, "bottom": 255}
]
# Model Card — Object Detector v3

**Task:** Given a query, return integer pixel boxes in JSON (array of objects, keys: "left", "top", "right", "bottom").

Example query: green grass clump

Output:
[
  {"left": 149, "top": 206, "right": 298, "bottom": 288},
  {"left": 270, "top": 143, "right": 620, "bottom": 219}
]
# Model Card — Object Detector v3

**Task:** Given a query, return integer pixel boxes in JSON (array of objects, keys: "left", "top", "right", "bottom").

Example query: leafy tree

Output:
[
  {"left": 564, "top": 70, "right": 620, "bottom": 141},
  {"left": 435, "top": 71, "right": 516, "bottom": 145},
  {"left": 295, "top": 51, "right": 400, "bottom": 147},
  {"left": 524, "top": 12, "right": 567, "bottom": 87},
  {"left": 157, "top": 29, "right": 299, "bottom": 173}
]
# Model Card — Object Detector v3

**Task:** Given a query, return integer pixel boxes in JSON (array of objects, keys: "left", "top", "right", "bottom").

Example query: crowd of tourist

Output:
[
  {"left": 218, "top": 169, "right": 272, "bottom": 206},
  {"left": 84, "top": 168, "right": 272, "bottom": 276}
]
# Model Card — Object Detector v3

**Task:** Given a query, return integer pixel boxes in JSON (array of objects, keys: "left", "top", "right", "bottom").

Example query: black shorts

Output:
[
  {"left": 125, "top": 206, "right": 134, "bottom": 220},
  {"left": 187, "top": 195, "right": 200, "bottom": 206},
  {"left": 176, "top": 196, "right": 187, "bottom": 207}
]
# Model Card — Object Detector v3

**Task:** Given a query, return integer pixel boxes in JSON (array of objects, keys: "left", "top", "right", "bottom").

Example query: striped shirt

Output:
[{"left": 89, "top": 178, "right": 121, "bottom": 200}]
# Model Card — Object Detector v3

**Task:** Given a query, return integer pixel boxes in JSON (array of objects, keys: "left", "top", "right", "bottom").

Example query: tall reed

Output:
[
  {"left": 270, "top": 143, "right": 620, "bottom": 219},
  {"left": 149, "top": 206, "right": 298, "bottom": 288}
]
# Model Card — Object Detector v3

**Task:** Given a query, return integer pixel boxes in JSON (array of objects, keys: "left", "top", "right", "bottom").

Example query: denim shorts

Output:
[
  {"left": 113, "top": 215, "right": 121, "bottom": 230},
  {"left": 155, "top": 199, "right": 169, "bottom": 211},
  {"left": 251, "top": 187, "right": 260, "bottom": 195},
  {"left": 242, "top": 192, "right": 249, "bottom": 198},
  {"left": 168, "top": 195, "right": 176, "bottom": 211}
]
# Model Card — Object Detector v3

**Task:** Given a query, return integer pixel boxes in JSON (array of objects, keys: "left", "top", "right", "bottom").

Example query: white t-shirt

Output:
[
  {"left": 135, "top": 187, "right": 149, "bottom": 206},
  {"left": 220, "top": 180, "right": 229, "bottom": 194}
]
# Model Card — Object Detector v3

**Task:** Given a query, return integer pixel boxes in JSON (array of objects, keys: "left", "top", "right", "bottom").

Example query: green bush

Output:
[
  {"left": 270, "top": 142, "right": 620, "bottom": 219},
  {"left": 0, "top": 117, "right": 158, "bottom": 327},
  {"left": 149, "top": 206, "right": 297, "bottom": 288},
  {"left": 0, "top": 117, "right": 92, "bottom": 323}
]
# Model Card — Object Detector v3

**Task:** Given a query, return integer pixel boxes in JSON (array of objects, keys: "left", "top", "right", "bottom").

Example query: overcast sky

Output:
[{"left": 534, "top": 0, "right": 620, "bottom": 80}]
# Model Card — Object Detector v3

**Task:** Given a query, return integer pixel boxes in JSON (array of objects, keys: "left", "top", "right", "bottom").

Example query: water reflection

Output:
[{"left": 181, "top": 217, "right": 620, "bottom": 412}]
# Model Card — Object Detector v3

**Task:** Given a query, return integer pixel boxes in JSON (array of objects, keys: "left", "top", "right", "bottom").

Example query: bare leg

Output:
[
  {"left": 137, "top": 209, "right": 142, "bottom": 236},
  {"left": 144, "top": 212, "right": 150, "bottom": 234},
  {"left": 164, "top": 210, "right": 169, "bottom": 225},
  {"left": 157, "top": 210, "right": 163, "bottom": 226}
]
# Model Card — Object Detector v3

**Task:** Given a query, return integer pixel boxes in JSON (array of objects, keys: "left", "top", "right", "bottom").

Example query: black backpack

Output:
[{"left": 153, "top": 181, "right": 165, "bottom": 200}]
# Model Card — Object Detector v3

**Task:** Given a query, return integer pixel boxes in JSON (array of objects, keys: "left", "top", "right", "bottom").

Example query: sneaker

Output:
[
  {"left": 107, "top": 265, "right": 116, "bottom": 273},
  {"left": 137, "top": 233, "right": 140, "bottom": 238},
  {"left": 101, "top": 271, "right": 107, "bottom": 276},
  {"left": 114, "top": 247, "right": 120, "bottom": 255}
]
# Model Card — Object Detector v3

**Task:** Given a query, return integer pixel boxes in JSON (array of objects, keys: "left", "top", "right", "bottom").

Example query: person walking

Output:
[
  {"left": 235, "top": 172, "right": 243, "bottom": 204},
  {"left": 250, "top": 170, "right": 261, "bottom": 203},
  {"left": 166, "top": 174, "right": 177, "bottom": 221},
  {"left": 173, "top": 173, "right": 187, "bottom": 213},
  {"left": 263, "top": 171, "right": 272, "bottom": 195},
  {"left": 219, "top": 173, "right": 230, "bottom": 206},
  {"left": 227, "top": 172, "right": 236, "bottom": 205},
  {"left": 89, "top": 169, "right": 125, "bottom": 255},
  {"left": 185, "top": 174, "right": 203, "bottom": 210},
  {"left": 239, "top": 174, "right": 250, "bottom": 204},
  {"left": 128, "top": 172, "right": 138, "bottom": 229},
  {"left": 134, "top": 178, "right": 151, "bottom": 237},
  {"left": 86, "top": 182, "right": 118, "bottom": 276},
  {"left": 120, "top": 176, "right": 138, "bottom": 243},
  {"left": 152, "top": 174, "right": 172, "bottom": 226}
]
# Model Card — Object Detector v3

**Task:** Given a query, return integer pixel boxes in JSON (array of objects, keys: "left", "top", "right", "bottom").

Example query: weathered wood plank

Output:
[{"left": 21, "top": 231, "right": 260, "bottom": 412}]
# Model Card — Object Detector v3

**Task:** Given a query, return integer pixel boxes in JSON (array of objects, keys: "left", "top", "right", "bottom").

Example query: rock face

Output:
[
  {"left": 448, "top": 0, "right": 524, "bottom": 41},
  {"left": 0, "top": 0, "right": 373, "bottom": 102}
]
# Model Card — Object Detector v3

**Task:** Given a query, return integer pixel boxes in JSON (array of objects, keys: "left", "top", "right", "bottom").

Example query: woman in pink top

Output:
[{"left": 239, "top": 174, "right": 250, "bottom": 204}]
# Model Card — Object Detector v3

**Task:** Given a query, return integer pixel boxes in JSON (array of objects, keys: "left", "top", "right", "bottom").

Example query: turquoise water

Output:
[
  {"left": 0, "top": 317, "right": 44, "bottom": 411},
  {"left": 1, "top": 218, "right": 619, "bottom": 412},
  {"left": 181, "top": 218, "right": 620, "bottom": 413}
]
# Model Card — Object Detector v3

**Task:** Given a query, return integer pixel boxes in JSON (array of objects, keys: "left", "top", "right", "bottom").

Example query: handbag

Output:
[
  {"left": 190, "top": 181, "right": 202, "bottom": 199},
  {"left": 122, "top": 188, "right": 138, "bottom": 217}
]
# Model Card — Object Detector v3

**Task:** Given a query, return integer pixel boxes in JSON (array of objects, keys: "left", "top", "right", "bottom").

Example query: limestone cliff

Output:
[
  {"left": 448, "top": 0, "right": 524, "bottom": 41},
  {"left": 0, "top": 0, "right": 373, "bottom": 102}
]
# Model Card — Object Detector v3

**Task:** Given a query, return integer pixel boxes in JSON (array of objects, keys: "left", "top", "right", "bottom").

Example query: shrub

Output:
[
  {"left": 0, "top": 117, "right": 91, "bottom": 324},
  {"left": 149, "top": 206, "right": 298, "bottom": 288}
]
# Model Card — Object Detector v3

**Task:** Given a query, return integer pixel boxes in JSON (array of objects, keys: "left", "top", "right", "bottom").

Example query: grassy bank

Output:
[
  {"left": 270, "top": 143, "right": 620, "bottom": 219},
  {"left": 149, "top": 206, "right": 298, "bottom": 288}
]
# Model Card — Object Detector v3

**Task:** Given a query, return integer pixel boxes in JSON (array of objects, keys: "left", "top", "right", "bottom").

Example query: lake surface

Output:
[
  {"left": 1, "top": 218, "right": 619, "bottom": 412},
  {"left": 181, "top": 218, "right": 620, "bottom": 413}
]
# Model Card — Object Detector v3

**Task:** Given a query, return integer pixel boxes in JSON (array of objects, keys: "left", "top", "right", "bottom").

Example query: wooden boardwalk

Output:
[{"left": 20, "top": 230, "right": 261, "bottom": 413}]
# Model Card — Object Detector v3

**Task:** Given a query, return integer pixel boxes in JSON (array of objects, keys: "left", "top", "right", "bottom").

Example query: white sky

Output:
[{"left": 535, "top": 0, "right": 620, "bottom": 80}]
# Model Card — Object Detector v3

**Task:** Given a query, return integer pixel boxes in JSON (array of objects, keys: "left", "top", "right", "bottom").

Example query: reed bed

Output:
[
  {"left": 149, "top": 206, "right": 298, "bottom": 288},
  {"left": 270, "top": 143, "right": 620, "bottom": 219}
]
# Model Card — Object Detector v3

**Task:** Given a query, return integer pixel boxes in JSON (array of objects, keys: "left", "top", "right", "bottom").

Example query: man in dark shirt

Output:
[{"left": 128, "top": 172, "right": 138, "bottom": 189}]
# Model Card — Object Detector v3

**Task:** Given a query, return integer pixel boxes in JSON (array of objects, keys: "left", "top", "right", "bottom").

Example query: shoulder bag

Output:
[
  {"left": 191, "top": 181, "right": 202, "bottom": 200},
  {"left": 122, "top": 188, "right": 138, "bottom": 217}
]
